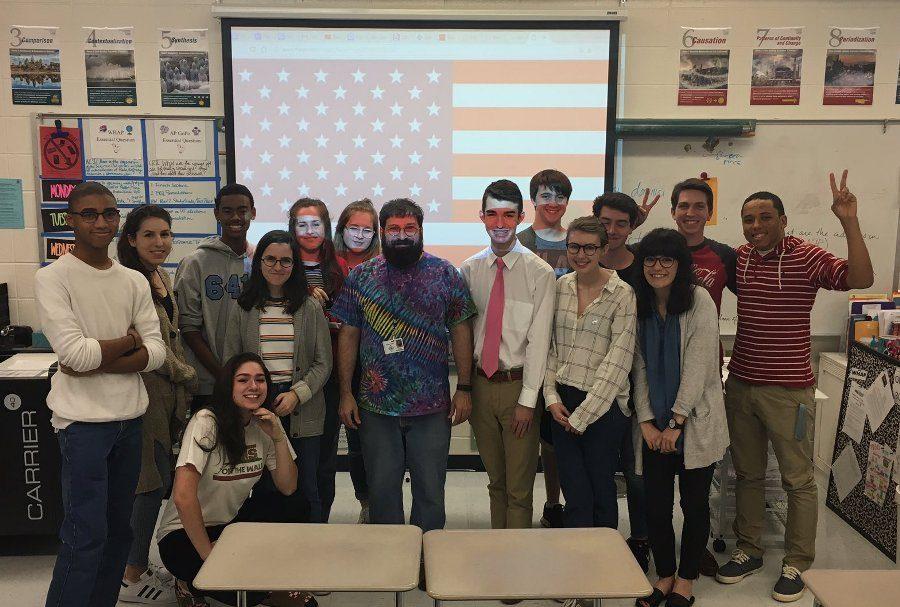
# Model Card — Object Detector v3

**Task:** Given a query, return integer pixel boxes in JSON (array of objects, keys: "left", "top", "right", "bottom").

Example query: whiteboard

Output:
[{"left": 619, "top": 122, "right": 900, "bottom": 336}]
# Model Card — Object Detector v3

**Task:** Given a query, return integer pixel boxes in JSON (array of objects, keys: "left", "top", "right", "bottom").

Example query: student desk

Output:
[
  {"left": 423, "top": 528, "right": 652, "bottom": 606},
  {"left": 801, "top": 569, "right": 900, "bottom": 607},
  {"left": 193, "top": 523, "right": 422, "bottom": 607}
]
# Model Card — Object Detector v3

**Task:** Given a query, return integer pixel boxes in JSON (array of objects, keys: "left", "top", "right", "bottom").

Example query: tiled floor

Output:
[{"left": 1, "top": 470, "right": 894, "bottom": 607}]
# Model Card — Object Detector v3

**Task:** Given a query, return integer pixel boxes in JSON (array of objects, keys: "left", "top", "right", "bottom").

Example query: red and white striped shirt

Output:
[{"left": 728, "top": 236, "right": 849, "bottom": 388}]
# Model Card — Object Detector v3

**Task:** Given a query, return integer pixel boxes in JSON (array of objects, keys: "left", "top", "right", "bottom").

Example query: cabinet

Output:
[{"left": 815, "top": 352, "right": 848, "bottom": 473}]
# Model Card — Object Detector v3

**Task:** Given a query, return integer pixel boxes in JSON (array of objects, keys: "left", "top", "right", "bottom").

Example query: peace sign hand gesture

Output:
[
  {"left": 635, "top": 188, "right": 661, "bottom": 227},
  {"left": 830, "top": 169, "right": 858, "bottom": 221}
]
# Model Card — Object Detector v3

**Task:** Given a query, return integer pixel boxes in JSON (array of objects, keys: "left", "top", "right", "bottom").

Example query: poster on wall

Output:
[
  {"left": 159, "top": 29, "right": 210, "bottom": 108},
  {"left": 824, "top": 26, "right": 878, "bottom": 106},
  {"left": 83, "top": 26, "right": 137, "bottom": 106},
  {"left": 84, "top": 118, "right": 143, "bottom": 176},
  {"left": 39, "top": 125, "right": 83, "bottom": 180},
  {"left": 9, "top": 25, "right": 61, "bottom": 105},
  {"left": 678, "top": 27, "right": 730, "bottom": 106},
  {"left": 751, "top": 26, "right": 804, "bottom": 105}
]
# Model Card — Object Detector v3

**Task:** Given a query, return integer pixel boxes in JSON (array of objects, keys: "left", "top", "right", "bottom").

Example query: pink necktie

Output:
[{"left": 481, "top": 257, "right": 505, "bottom": 378}]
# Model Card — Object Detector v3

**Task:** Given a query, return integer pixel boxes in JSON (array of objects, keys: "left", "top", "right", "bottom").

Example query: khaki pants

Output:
[
  {"left": 471, "top": 374, "right": 541, "bottom": 529},
  {"left": 724, "top": 376, "right": 817, "bottom": 570}
]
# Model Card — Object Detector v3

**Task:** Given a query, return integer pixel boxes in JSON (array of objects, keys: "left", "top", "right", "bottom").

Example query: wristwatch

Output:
[{"left": 668, "top": 418, "right": 685, "bottom": 431}]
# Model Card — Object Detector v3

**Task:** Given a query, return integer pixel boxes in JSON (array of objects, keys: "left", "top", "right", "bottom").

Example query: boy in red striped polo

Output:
[{"left": 716, "top": 171, "right": 874, "bottom": 603}]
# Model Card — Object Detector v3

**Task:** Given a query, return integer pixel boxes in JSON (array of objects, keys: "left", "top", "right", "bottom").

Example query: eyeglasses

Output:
[
  {"left": 565, "top": 243, "right": 601, "bottom": 256},
  {"left": 346, "top": 226, "right": 375, "bottom": 238},
  {"left": 67, "top": 208, "right": 120, "bottom": 223},
  {"left": 643, "top": 256, "right": 675, "bottom": 268},
  {"left": 384, "top": 226, "right": 420, "bottom": 238},
  {"left": 261, "top": 255, "right": 294, "bottom": 269}
]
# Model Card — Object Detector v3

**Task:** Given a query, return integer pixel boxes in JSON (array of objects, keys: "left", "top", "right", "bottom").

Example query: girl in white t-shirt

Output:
[{"left": 156, "top": 352, "right": 298, "bottom": 607}]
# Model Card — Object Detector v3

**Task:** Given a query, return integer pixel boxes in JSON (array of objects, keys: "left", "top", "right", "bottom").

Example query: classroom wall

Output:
[{"left": 1, "top": 0, "right": 898, "bottom": 331}]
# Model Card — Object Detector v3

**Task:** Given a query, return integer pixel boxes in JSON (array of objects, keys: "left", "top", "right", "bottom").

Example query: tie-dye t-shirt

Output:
[{"left": 332, "top": 253, "right": 476, "bottom": 417}]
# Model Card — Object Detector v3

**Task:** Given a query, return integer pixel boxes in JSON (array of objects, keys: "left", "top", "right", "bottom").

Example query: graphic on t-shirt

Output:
[
  {"left": 212, "top": 444, "right": 264, "bottom": 481},
  {"left": 203, "top": 272, "right": 247, "bottom": 301},
  {"left": 693, "top": 265, "right": 718, "bottom": 290},
  {"left": 533, "top": 234, "right": 569, "bottom": 278}
]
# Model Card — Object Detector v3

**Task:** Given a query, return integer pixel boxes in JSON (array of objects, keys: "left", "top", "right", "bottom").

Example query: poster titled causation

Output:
[
  {"left": 751, "top": 27, "right": 804, "bottom": 105},
  {"left": 160, "top": 29, "right": 210, "bottom": 108},
  {"left": 824, "top": 26, "right": 877, "bottom": 105},
  {"left": 9, "top": 25, "right": 61, "bottom": 105},
  {"left": 678, "top": 27, "right": 730, "bottom": 106},
  {"left": 84, "top": 26, "right": 137, "bottom": 106}
]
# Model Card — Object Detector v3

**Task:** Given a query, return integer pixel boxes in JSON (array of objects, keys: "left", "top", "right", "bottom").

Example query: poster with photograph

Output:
[
  {"left": 159, "top": 29, "right": 210, "bottom": 108},
  {"left": 9, "top": 26, "right": 61, "bottom": 105},
  {"left": 83, "top": 27, "right": 136, "bottom": 106},
  {"left": 751, "top": 27, "right": 803, "bottom": 105},
  {"left": 824, "top": 27, "right": 878, "bottom": 105},
  {"left": 863, "top": 441, "right": 895, "bottom": 505},
  {"left": 678, "top": 27, "right": 730, "bottom": 106}
]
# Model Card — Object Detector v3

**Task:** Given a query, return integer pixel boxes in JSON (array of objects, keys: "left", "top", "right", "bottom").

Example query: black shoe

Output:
[
  {"left": 699, "top": 547, "right": 719, "bottom": 577},
  {"left": 716, "top": 549, "right": 763, "bottom": 584},
  {"left": 626, "top": 537, "right": 651, "bottom": 573},
  {"left": 540, "top": 503, "right": 564, "bottom": 528},
  {"left": 772, "top": 565, "right": 805, "bottom": 602}
]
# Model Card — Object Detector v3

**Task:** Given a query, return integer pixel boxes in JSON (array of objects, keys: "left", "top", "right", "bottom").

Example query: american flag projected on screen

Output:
[{"left": 230, "top": 27, "right": 612, "bottom": 265}]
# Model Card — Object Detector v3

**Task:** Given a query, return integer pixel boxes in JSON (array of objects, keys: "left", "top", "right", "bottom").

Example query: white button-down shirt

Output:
[{"left": 460, "top": 242, "right": 557, "bottom": 408}]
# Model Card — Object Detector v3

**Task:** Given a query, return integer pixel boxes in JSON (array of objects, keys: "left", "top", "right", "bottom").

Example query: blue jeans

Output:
[
  {"left": 127, "top": 441, "right": 171, "bottom": 568},
  {"left": 619, "top": 417, "right": 649, "bottom": 540},
  {"left": 358, "top": 408, "right": 451, "bottom": 532},
  {"left": 46, "top": 418, "right": 143, "bottom": 607},
  {"left": 551, "top": 383, "right": 629, "bottom": 529},
  {"left": 275, "top": 382, "right": 322, "bottom": 522},
  {"left": 346, "top": 425, "right": 369, "bottom": 501}
]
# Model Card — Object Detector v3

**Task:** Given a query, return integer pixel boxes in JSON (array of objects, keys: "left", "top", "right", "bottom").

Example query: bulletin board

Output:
[
  {"left": 33, "top": 114, "right": 222, "bottom": 270},
  {"left": 826, "top": 341, "right": 900, "bottom": 561}
]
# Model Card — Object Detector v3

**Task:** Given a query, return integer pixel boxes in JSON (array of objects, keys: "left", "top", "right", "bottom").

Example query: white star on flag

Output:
[
  {"left": 241, "top": 167, "right": 254, "bottom": 180},
  {"left": 390, "top": 135, "right": 404, "bottom": 148},
  {"left": 408, "top": 86, "right": 421, "bottom": 99},
  {"left": 296, "top": 119, "right": 309, "bottom": 132},
  {"left": 335, "top": 183, "right": 348, "bottom": 196},
  {"left": 279, "top": 198, "right": 292, "bottom": 212},
  {"left": 390, "top": 102, "right": 404, "bottom": 116},
  {"left": 240, "top": 135, "right": 253, "bottom": 148},
  {"left": 297, "top": 182, "right": 310, "bottom": 196},
  {"left": 314, "top": 69, "right": 328, "bottom": 82},
  {"left": 408, "top": 151, "right": 422, "bottom": 164},
  {"left": 370, "top": 85, "right": 384, "bottom": 99},
  {"left": 296, "top": 151, "right": 310, "bottom": 164},
  {"left": 352, "top": 102, "right": 366, "bottom": 116},
  {"left": 427, "top": 167, "right": 441, "bottom": 180},
  {"left": 372, "top": 183, "right": 385, "bottom": 196},
  {"left": 240, "top": 102, "right": 253, "bottom": 115},
  {"left": 295, "top": 86, "right": 309, "bottom": 99},
  {"left": 426, "top": 69, "right": 441, "bottom": 83},
  {"left": 315, "top": 102, "right": 328, "bottom": 116},
  {"left": 370, "top": 151, "right": 385, "bottom": 165},
  {"left": 427, "top": 102, "right": 440, "bottom": 116},
  {"left": 334, "top": 118, "right": 347, "bottom": 132},
  {"left": 315, "top": 134, "right": 329, "bottom": 148},
  {"left": 277, "top": 135, "right": 291, "bottom": 148},
  {"left": 370, "top": 119, "right": 385, "bottom": 132},
  {"left": 278, "top": 166, "right": 293, "bottom": 180},
  {"left": 427, "top": 135, "right": 441, "bottom": 148},
  {"left": 334, "top": 151, "right": 348, "bottom": 164},
  {"left": 409, "top": 183, "right": 422, "bottom": 196},
  {"left": 333, "top": 86, "right": 346, "bottom": 99},
  {"left": 351, "top": 68, "right": 365, "bottom": 83},
  {"left": 258, "top": 86, "right": 271, "bottom": 99},
  {"left": 316, "top": 167, "right": 329, "bottom": 180},
  {"left": 409, "top": 118, "right": 422, "bottom": 132},
  {"left": 353, "top": 167, "right": 367, "bottom": 181},
  {"left": 390, "top": 69, "right": 404, "bottom": 83},
  {"left": 259, "top": 150, "right": 273, "bottom": 164},
  {"left": 258, "top": 118, "right": 272, "bottom": 132},
  {"left": 390, "top": 167, "right": 404, "bottom": 180},
  {"left": 261, "top": 182, "right": 273, "bottom": 197},
  {"left": 278, "top": 102, "right": 291, "bottom": 116},
  {"left": 277, "top": 68, "right": 290, "bottom": 82},
  {"left": 239, "top": 69, "right": 252, "bottom": 81},
  {"left": 352, "top": 135, "right": 366, "bottom": 148},
  {"left": 428, "top": 199, "right": 441, "bottom": 213}
]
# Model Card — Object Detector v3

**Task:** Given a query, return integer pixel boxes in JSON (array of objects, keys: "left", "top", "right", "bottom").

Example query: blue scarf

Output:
[{"left": 640, "top": 311, "right": 683, "bottom": 452}]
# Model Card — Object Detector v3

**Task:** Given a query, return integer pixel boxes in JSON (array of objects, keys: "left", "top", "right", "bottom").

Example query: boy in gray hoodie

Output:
[{"left": 175, "top": 183, "right": 255, "bottom": 400}]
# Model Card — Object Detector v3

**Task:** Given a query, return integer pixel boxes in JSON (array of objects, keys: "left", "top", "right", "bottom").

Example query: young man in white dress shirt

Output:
[{"left": 461, "top": 179, "right": 557, "bottom": 532}]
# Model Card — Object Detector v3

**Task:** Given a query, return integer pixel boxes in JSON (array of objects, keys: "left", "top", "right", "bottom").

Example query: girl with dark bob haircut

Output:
[{"left": 633, "top": 228, "right": 696, "bottom": 319}]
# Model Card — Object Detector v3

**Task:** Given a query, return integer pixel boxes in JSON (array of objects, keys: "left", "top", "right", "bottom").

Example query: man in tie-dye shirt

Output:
[{"left": 333, "top": 198, "right": 476, "bottom": 533}]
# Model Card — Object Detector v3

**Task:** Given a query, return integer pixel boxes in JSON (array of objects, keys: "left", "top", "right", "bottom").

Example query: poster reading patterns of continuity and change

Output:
[
  {"left": 160, "top": 29, "right": 211, "bottom": 108},
  {"left": 751, "top": 27, "right": 804, "bottom": 105},
  {"left": 678, "top": 27, "right": 731, "bottom": 106},
  {"left": 36, "top": 117, "right": 221, "bottom": 267},
  {"left": 84, "top": 26, "right": 137, "bottom": 106},
  {"left": 824, "top": 26, "right": 878, "bottom": 106},
  {"left": 9, "top": 25, "right": 61, "bottom": 105}
]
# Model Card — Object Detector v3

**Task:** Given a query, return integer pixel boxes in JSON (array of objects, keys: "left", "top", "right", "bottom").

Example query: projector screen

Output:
[{"left": 223, "top": 20, "right": 619, "bottom": 265}]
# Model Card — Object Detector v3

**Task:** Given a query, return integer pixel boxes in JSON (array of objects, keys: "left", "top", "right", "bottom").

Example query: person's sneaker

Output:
[
  {"left": 148, "top": 563, "right": 174, "bottom": 585},
  {"left": 626, "top": 537, "right": 651, "bottom": 573},
  {"left": 357, "top": 502, "right": 370, "bottom": 524},
  {"left": 174, "top": 584, "right": 207, "bottom": 607},
  {"left": 715, "top": 549, "right": 763, "bottom": 584},
  {"left": 540, "top": 502, "right": 564, "bottom": 528},
  {"left": 772, "top": 565, "right": 805, "bottom": 602},
  {"left": 699, "top": 548, "right": 719, "bottom": 577},
  {"left": 120, "top": 569, "right": 177, "bottom": 603}
]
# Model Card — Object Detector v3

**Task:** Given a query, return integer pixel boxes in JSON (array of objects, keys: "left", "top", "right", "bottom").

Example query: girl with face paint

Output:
[{"left": 334, "top": 198, "right": 381, "bottom": 271}]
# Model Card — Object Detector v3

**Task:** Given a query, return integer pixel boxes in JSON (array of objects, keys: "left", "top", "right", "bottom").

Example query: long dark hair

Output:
[
  {"left": 116, "top": 204, "right": 172, "bottom": 304},
  {"left": 634, "top": 228, "right": 696, "bottom": 319},
  {"left": 333, "top": 198, "right": 381, "bottom": 259},
  {"left": 199, "top": 352, "right": 273, "bottom": 470},
  {"left": 287, "top": 198, "right": 344, "bottom": 297},
  {"left": 237, "top": 230, "right": 309, "bottom": 314}
]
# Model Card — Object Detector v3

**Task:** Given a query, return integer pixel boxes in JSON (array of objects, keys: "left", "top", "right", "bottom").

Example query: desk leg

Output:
[
  {"left": 236, "top": 590, "right": 247, "bottom": 607},
  {"left": 433, "top": 599, "right": 441, "bottom": 607},
  {"left": 395, "top": 590, "right": 404, "bottom": 607},
  {"left": 593, "top": 599, "right": 601, "bottom": 607}
]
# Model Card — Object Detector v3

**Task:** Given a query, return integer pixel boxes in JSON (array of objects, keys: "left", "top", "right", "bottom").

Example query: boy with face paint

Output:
[
  {"left": 460, "top": 180, "right": 556, "bottom": 532},
  {"left": 175, "top": 183, "right": 255, "bottom": 404}
]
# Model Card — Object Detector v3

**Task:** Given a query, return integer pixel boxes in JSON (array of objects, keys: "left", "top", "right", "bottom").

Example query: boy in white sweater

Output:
[{"left": 35, "top": 182, "right": 165, "bottom": 607}]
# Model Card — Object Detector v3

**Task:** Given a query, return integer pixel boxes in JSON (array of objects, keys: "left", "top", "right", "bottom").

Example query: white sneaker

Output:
[
  {"left": 148, "top": 563, "right": 174, "bottom": 585},
  {"left": 119, "top": 570, "right": 177, "bottom": 604}
]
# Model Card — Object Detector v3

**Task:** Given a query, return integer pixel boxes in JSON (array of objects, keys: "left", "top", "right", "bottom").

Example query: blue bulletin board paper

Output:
[{"left": 0, "top": 178, "right": 25, "bottom": 229}]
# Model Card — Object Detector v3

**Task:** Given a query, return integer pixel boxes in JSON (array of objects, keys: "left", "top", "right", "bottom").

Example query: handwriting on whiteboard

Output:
[
  {"left": 786, "top": 226, "right": 880, "bottom": 250},
  {"left": 704, "top": 151, "right": 743, "bottom": 166}
]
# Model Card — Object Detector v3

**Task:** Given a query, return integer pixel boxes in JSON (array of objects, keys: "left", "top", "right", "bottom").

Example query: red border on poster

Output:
[
  {"left": 751, "top": 86, "right": 801, "bottom": 105},
  {"left": 39, "top": 126, "right": 83, "bottom": 180},
  {"left": 823, "top": 86, "right": 874, "bottom": 105}
]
